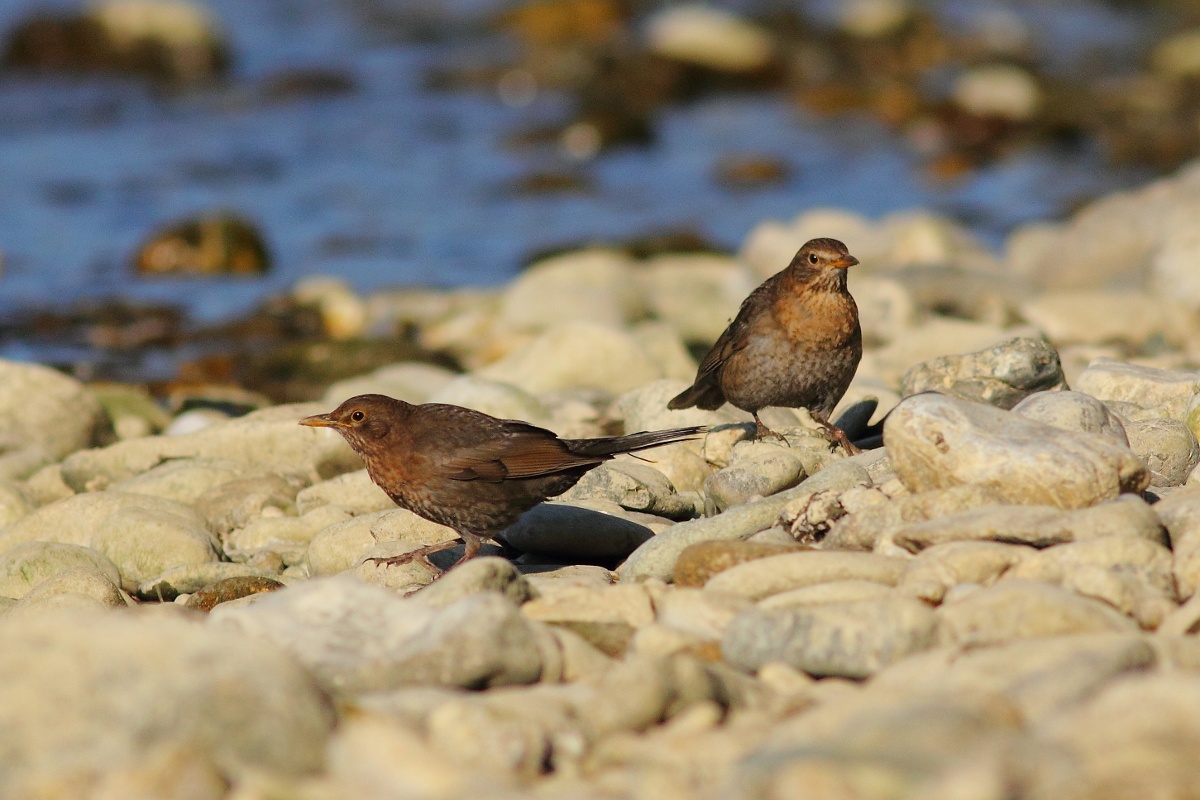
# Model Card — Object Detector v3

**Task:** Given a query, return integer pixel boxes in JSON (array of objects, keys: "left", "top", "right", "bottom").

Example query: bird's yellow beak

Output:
[
  {"left": 829, "top": 255, "right": 859, "bottom": 269},
  {"left": 299, "top": 413, "right": 337, "bottom": 428}
]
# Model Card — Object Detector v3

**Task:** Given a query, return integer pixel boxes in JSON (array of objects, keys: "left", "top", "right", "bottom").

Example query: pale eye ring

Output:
[
  {"left": 808, "top": 253, "right": 818, "bottom": 264},
  {"left": 350, "top": 410, "right": 365, "bottom": 422}
]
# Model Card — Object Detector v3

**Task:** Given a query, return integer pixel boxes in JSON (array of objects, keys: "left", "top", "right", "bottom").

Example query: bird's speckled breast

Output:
[{"left": 719, "top": 287, "right": 861, "bottom": 418}]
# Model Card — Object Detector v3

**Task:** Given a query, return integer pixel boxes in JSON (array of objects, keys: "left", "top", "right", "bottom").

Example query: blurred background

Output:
[{"left": 0, "top": 0, "right": 1197, "bottom": 397}]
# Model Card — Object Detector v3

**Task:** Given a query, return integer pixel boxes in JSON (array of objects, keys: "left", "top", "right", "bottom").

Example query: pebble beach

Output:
[{"left": 4, "top": 156, "right": 1200, "bottom": 798}]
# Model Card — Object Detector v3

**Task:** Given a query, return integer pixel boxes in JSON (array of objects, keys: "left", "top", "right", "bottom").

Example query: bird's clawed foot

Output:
[
  {"left": 365, "top": 540, "right": 457, "bottom": 573},
  {"left": 752, "top": 413, "right": 788, "bottom": 443},
  {"left": 817, "top": 418, "right": 861, "bottom": 456},
  {"left": 365, "top": 532, "right": 485, "bottom": 576}
]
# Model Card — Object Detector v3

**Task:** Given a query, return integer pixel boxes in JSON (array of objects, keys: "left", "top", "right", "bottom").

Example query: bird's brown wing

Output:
[
  {"left": 442, "top": 421, "right": 604, "bottom": 483},
  {"left": 694, "top": 277, "right": 779, "bottom": 380}
]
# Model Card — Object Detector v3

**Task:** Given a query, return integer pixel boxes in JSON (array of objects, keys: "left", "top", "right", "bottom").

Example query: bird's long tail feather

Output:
[{"left": 564, "top": 426, "right": 706, "bottom": 458}]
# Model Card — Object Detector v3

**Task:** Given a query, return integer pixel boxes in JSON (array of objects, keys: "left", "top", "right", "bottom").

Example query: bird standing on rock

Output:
[
  {"left": 668, "top": 237, "right": 862, "bottom": 453},
  {"left": 300, "top": 394, "right": 703, "bottom": 569}
]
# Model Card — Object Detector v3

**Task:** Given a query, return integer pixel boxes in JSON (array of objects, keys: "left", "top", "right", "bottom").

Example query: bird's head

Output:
[
  {"left": 299, "top": 393, "right": 408, "bottom": 455},
  {"left": 789, "top": 238, "right": 858, "bottom": 290}
]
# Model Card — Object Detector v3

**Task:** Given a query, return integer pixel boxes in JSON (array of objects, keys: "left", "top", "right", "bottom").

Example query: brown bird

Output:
[
  {"left": 668, "top": 237, "right": 862, "bottom": 452},
  {"left": 300, "top": 394, "right": 703, "bottom": 569}
]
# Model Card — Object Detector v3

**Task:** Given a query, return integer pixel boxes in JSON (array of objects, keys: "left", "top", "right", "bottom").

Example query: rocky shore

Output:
[{"left": 7, "top": 163, "right": 1200, "bottom": 798}]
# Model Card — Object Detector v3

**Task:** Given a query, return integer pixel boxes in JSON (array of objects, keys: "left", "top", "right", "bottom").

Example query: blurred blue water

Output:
[{"left": 0, "top": 0, "right": 1154, "bottom": 333}]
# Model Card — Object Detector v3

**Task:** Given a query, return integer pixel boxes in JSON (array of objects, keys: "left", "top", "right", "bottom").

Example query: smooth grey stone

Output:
[
  {"left": 195, "top": 474, "right": 304, "bottom": 538},
  {"left": 0, "top": 360, "right": 110, "bottom": 481},
  {"left": 558, "top": 461, "right": 694, "bottom": 520},
  {"left": 885, "top": 496, "right": 1167, "bottom": 554},
  {"left": 108, "top": 458, "right": 265, "bottom": 505},
  {"left": 408, "top": 557, "right": 533, "bottom": 609},
  {"left": 618, "top": 460, "right": 871, "bottom": 583},
  {"left": 1012, "top": 390, "right": 1131, "bottom": 448},
  {"left": 824, "top": 485, "right": 1004, "bottom": 551},
  {"left": 11, "top": 567, "right": 127, "bottom": 616},
  {"left": 211, "top": 577, "right": 545, "bottom": 694},
  {"left": 1031, "top": 672, "right": 1200, "bottom": 796},
  {"left": 0, "top": 491, "right": 207, "bottom": 553},
  {"left": 0, "top": 609, "right": 334, "bottom": 787},
  {"left": 501, "top": 502, "right": 655, "bottom": 561},
  {"left": 897, "top": 541, "right": 1032, "bottom": 603},
  {"left": 0, "top": 481, "right": 33, "bottom": 529},
  {"left": 0, "top": 542, "right": 121, "bottom": 600},
  {"left": 295, "top": 469, "right": 393, "bottom": 516},
  {"left": 306, "top": 509, "right": 457, "bottom": 577},
  {"left": 884, "top": 393, "right": 1149, "bottom": 508},
  {"left": 704, "top": 448, "right": 804, "bottom": 513},
  {"left": 899, "top": 337, "right": 1065, "bottom": 409},
  {"left": 1002, "top": 535, "right": 1176, "bottom": 629},
  {"left": 1153, "top": 490, "right": 1200, "bottom": 599},
  {"left": 1075, "top": 357, "right": 1200, "bottom": 415},
  {"left": 873, "top": 633, "right": 1155, "bottom": 722},
  {"left": 704, "top": 551, "right": 906, "bottom": 601},
  {"left": 91, "top": 507, "right": 218, "bottom": 592},
  {"left": 936, "top": 580, "right": 1139, "bottom": 646},
  {"left": 58, "top": 403, "right": 362, "bottom": 493},
  {"left": 1124, "top": 418, "right": 1200, "bottom": 487},
  {"left": 723, "top": 597, "right": 938, "bottom": 678}
]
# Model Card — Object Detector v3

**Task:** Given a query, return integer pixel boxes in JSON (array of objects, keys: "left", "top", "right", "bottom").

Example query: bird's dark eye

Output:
[
  {"left": 808, "top": 253, "right": 819, "bottom": 264},
  {"left": 350, "top": 410, "right": 365, "bottom": 422}
]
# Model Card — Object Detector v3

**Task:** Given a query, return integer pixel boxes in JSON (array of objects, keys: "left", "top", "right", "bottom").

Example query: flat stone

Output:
[
  {"left": 1011, "top": 390, "right": 1131, "bottom": 448},
  {"left": 780, "top": 483, "right": 891, "bottom": 545},
  {"left": 10, "top": 566, "right": 126, "bottom": 614},
  {"left": 895, "top": 541, "right": 1032, "bottom": 603},
  {"left": 0, "top": 360, "right": 110, "bottom": 480},
  {"left": 758, "top": 579, "right": 895, "bottom": 611},
  {"left": 885, "top": 497, "right": 1167, "bottom": 554},
  {"left": 1031, "top": 672, "right": 1200, "bottom": 797},
  {"left": 936, "top": 580, "right": 1139, "bottom": 646},
  {"left": 0, "top": 481, "right": 33, "bottom": 528},
  {"left": 900, "top": 337, "right": 1066, "bottom": 409},
  {"left": 225, "top": 509, "right": 343, "bottom": 566},
  {"left": 407, "top": 557, "right": 533, "bottom": 609},
  {"left": 0, "top": 609, "right": 335, "bottom": 788},
  {"left": 673, "top": 540, "right": 804, "bottom": 588},
  {"left": 1003, "top": 535, "right": 1175, "bottom": 603},
  {"left": 884, "top": 393, "right": 1149, "bottom": 508},
  {"left": 108, "top": 457, "right": 265, "bottom": 504},
  {"left": 195, "top": 474, "right": 304, "bottom": 538},
  {"left": 824, "top": 485, "right": 1004, "bottom": 551},
  {"left": 704, "top": 448, "right": 805, "bottom": 512},
  {"left": 619, "top": 460, "right": 871, "bottom": 583},
  {"left": 0, "top": 542, "right": 121, "bottom": 600},
  {"left": 704, "top": 551, "right": 907, "bottom": 601},
  {"left": 652, "top": 586, "right": 752, "bottom": 642},
  {"left": 426, "top": 375, "right": 552, "bottom": 425},
  {"left": 477, "top": 321, "right": 663, "bottom": 395},
  {"left": 91, "top": 507, "right": 218, "bottom": 592},
  {"left": 558, "top": 461, "right": 695, "bottom": 520},
  {"left": 0, "top": 491, "right": 208, "bottom": 552},
  {"left": 295, "top": 469, "right": 394, "bottom": 516},
  {"left": 723, "top": 598, "right": 938, "bottom": 678},
  {"left": 306, "top": 509, "right": 458, "bottom": 577},
  {"left": 1124, "top": 417, "right": 1200, "bottom": 487},
  {"left": 211, "top": 576, "right": 546, "bottom": 694},
  {"left": 1075, "top": 358, "right": 1200, "bottom": 417},
  {"left": 58, "top": 402, "right": 362, "bottom": 493},
  {"left": 873, "top": 633, "right": 1156, "bottom": 722},
  {"left": 500, "top": 501, "right": 656, "bottom": 561},
  {"left": 1138, "top": 490, "right": 1200, "bottom": 599}
]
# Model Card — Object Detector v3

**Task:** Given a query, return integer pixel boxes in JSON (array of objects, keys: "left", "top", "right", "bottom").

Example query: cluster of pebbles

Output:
[{"left": 8, "top": 168, "right": 1200, "bottom": 798}]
